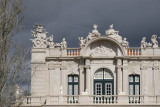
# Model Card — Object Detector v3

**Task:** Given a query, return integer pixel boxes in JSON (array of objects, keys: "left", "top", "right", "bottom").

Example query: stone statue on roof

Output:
[
  {"left": 31, "top": 24, "right": 48, "bottom": 48},
  {"left": 87, "top": 24, "right": 100, "bottom": 41},
  {"left": 151, "top": 34, "right": 158, "bottom": 48},
  {"left": 141, "top": 37, "right": 147, "bottom": 48},
  {"left": 122, "top": 38, "right": 129, "bottom": 49},
  {"left": 31, "top": 24, "right": 55, "bottom": 48},
  {"left": 106, "top": 24, "right": 119, "bottom": 36},
  {"left": 60, "top": 38, "right": 67, "bottom": 50},
  {"left": 78, "top": 37, "right": 86, "bottom": 48},
  {"left": 105, "top": 24, "right": 122, "bottom": 43}
]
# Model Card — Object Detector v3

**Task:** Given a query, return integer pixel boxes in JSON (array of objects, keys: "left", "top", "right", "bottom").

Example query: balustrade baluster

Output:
[
  {"left": 128, "top": 49, "right": 130, "bottom": 56},
  {"left": 110, "top": 96, "right": 112, "bottom": 104},
  {"left": 137, "top": 49, "right": 139, "bottom": 56}
]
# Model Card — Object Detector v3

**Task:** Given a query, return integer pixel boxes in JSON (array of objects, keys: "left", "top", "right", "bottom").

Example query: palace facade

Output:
[{"left": 23, "top": 24, "right": 160, "bottom": 106}]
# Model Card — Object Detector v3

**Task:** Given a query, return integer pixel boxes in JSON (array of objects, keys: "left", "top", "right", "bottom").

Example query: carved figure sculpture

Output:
[
  {"left": 60, "top": 38, "right": 67, "bottom": 50},
  {"left": 151, "top": 35, "right": 158, "bottom": 48},
  {"left": 86, "top": 24, "right": 100, "bottom": 41},
  {"left": 48, "top": 35, "right": 54, "bottom": 48},
  {"left": 105, "top": 24, "right": 122, "bottom": 42},
  {"left": 78, "top": 37, "right": 86, "bottom": 48},
  {"left": 106, "top": 24, "right": 119, "bottom": 36},
  {"left": 31, "top": 24, "right": 48, "bottom": 48},
  {"left": 122, "top": 38, "right": 129, "bottom": 49},
  {"left": 141, "top": 37, "right": 147, "bottom": 48}
]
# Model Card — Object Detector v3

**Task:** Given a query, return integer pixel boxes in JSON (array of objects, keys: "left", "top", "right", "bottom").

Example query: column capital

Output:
[
  {"left": 140, "top": 66, "right": 147, "bottom": 70},
  {"left": 48, "top": 61, "right": 55, "bottom": 70},
  {"left": 123, "top": 60, "right": 128, "bottom": 64},
  {"left": 117, "top": 65, "right": 122, "bottom": 69},
  {"left": 60, "top": 66, "right": 67, "bottom": 70},
  {"left": 79, "top": 67, "right": 84, "bottom": 71},
  {"left": 152, "top": 66, "right": 159, "bottom": 70},
  {"left": 85, "top": 65, "right": 90, "bottom": 69},
  {"left": 122, "top": 66, "right": 128, "bottom": 70}
]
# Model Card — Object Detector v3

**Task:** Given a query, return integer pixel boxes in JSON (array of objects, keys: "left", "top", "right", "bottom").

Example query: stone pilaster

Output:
[
  {"left": 140, "top": 66, "right": 147, "bottom": 95},
  {"left": 60, "top": 66, "right": 67, "bottom": 95},
  {"left": 85, "top": 65, "right": 91, "bottom": 95},
  {"left": 117, "top": 59, "right": 123, "bottom": 95},
  {"left": 122, "top": 60, "right": 128, "bottom": 95},
  {"left": 153, "top": 66, "right": 159, "bottom": 95},
  {"left": 85, "top": 59, "right": 91, "bottom": 95},
  {"left": 48, "top": 62, "right": 55, "bottom": 95},
  {"left": 79, "top": 67, "right": 84, "bottom": 95}
]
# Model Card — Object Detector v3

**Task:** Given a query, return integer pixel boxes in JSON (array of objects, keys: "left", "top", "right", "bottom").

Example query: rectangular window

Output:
[{"left": 68, "top": 75, "right": 79, "bottom": 95}]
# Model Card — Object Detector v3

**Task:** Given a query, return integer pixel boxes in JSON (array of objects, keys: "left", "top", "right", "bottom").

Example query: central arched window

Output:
[{"left": 94, "top": 68, "right": 113, "bottom": 95}]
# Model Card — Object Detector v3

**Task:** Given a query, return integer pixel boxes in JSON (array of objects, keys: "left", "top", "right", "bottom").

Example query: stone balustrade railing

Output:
[
  {"left": 67, "top": 48, "right": 80, "bottom": 56},
  {"left": 127, "top": 47, "right": 141, "bottom": 56},
  {"left": 22, "top": 95, "right": 160, "bottom": 106},
  {"left": 23, "top": 96, "right": 46, "bottom": 105},
  {"left": 63, "top": 95, "right": 79, "bottom": 104},
  {"left": 128, "top": 95, "right": 144, "bottom": 104},
  {"left": 89, "top": 95, "right": 118, "bottom": 104}
]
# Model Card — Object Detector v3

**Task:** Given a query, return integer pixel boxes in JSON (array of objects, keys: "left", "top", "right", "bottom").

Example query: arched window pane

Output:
[
  {"left": 94, "top": 70, "right": 103, "bottom": 79},
  {"left": 104, "top": 71, "right": 113, "bottom": 79}
]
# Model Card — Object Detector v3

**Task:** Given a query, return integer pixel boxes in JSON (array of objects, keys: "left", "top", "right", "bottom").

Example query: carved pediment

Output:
[{"left": 88, "top": 41, "right": 116, "bottom": 57}]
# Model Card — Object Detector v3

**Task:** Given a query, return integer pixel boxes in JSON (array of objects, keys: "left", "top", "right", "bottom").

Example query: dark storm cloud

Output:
[{"left": 18, "top": 0, "right": 160, "bottom": 47}]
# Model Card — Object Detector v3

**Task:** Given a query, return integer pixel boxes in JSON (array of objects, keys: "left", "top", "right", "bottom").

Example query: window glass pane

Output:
[
  {"left": 74, "top": 85, "right": 78, "bottom": 95},
  {"left": 94, "top": 70, "right": 103, "bottom": 79},
  {"left": 135, "top": 76, "right": 139, "bottom": 82},
  {"left": 95, "top": 83, "right": 102, "bottom": 95},
  {"left": 129, "top": 76, "right": 133, "bottom": 82},
  {"left": 129, "top": 85, "right": 133, "bottom": 95},
  {"left": 105, "top": 83, "right": 112, "bottom": 95},
  {"left": 104, "top": 71, "right": 113, "bottom": 79},
  {"left": 68, "top": 76, "right": 72, "bottom": 82},
  {"left": 74, "top": 76, "right": 78, "bottom": 82},
  {"left": 135, "top": 85, "right": 139, "bottom": 95},
  {"left": 68, "top": 85, "right": 72, "bottom": 95}
]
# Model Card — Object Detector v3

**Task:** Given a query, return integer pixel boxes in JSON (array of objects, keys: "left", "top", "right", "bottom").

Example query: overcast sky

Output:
[{"left": 19, "top": 0, "right": 160, "bottom": 48}]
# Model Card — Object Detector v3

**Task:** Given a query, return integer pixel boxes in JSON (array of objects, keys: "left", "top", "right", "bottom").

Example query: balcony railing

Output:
[
  {"left": 66, "top": 48, "right": 142, "bottom": 57},
  {"left": 128, "top": 95, "right": 144, "bottom": 104},
  {"left": 67, "top": 48, "right": 80, "bottom": 56},
  {"left": 127, "top": 48, "right": 141, "bottom": 56},
  {"left": 89, "top": 95, "right": 118, "bottom": 104},
  {"left": 22, "top": 95, "right": 160, "bottom": 106}
]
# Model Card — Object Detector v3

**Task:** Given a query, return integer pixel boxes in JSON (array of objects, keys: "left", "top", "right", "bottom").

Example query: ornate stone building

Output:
[{"left": 24, "top": 24, "right": 160, "bottom": 106}]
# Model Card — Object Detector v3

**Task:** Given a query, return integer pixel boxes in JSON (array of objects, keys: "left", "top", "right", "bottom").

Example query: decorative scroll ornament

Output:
[
  {"left": 151, "top": 34, "right": 158, "bottom": 48},
  {"left": 31, "top": 24, "right": 54, "bottom": 48},
  {"left": 105, "top": 24, "right": 122, "bottom": 42},
  {"left": 86, "top": 24, "right": 100, "bottom": 41}
]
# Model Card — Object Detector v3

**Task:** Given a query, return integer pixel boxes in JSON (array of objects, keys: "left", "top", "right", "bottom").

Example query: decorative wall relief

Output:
[{"left": 89, "top": 41, "right": 116, "bottom": 57}]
